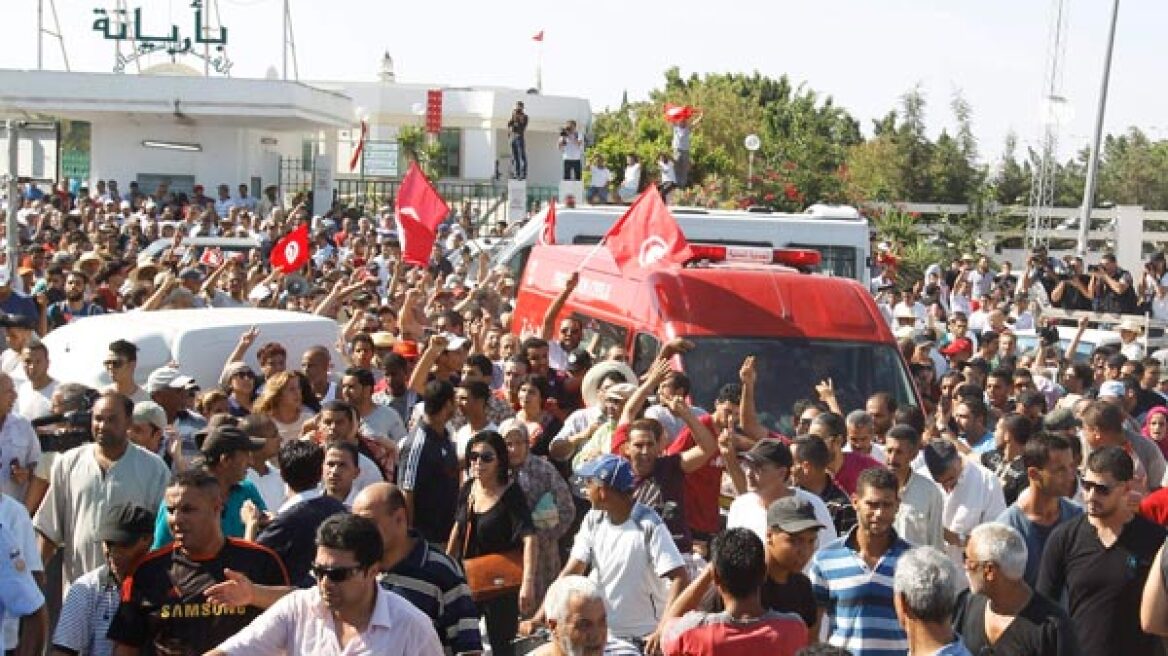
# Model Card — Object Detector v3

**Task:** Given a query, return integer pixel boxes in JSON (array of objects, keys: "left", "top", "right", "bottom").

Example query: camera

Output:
[
  {"left": 32, "top": 409, "right": 93, "bottom": 453},
  {"left": 560, "top": 128, "right": 569, "bottom": 138}
]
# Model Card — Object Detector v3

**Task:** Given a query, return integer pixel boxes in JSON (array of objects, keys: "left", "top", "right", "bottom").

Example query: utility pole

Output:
[
  {"left": 1077, "top": 0, "right": 1120, "bottom": 258},
  {"left": 5, "top": 121, "right": 20, "bottom": 283}
]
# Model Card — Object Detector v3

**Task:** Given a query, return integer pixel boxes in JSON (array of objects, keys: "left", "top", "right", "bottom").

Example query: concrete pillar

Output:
[{"left": 1115, "top": 205, "right": 1145, "bottom": 272}]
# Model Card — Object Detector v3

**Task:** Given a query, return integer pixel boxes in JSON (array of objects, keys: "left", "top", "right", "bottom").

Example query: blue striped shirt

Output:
[
  {"left": 809, "top": 527, "right": 911, "bottom": 656},
  {"left": 379, "top": 530, "right": 482, "bottom": 655}
]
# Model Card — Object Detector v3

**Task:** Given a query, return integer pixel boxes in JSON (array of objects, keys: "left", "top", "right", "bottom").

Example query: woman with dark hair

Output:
[
  {"left": 514, "top": 375, "right": 562, "bottom": 458},
  {"left": 447, "top": 430, "right": 538, "bottom": 656},
  {"left": 222, "top": 362, "right": 258, "bottom": 417}
]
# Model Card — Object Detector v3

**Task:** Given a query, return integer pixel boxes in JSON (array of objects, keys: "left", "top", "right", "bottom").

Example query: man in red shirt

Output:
[
  {"left": 810, "top": 412, "right": 881, "bottom": 496},
  {"left": 661, "top": 527, "right": 808, "bottom": 656}
]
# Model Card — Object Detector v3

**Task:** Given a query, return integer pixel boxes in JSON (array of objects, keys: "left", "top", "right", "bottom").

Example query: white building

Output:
[{"left": 0, "top": 53, "right": 592, "bottom": 206}]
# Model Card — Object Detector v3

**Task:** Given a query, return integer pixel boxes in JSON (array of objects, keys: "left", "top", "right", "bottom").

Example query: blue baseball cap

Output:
[{"left": 575, "top": 454, "right": 636, "bottom": 493}]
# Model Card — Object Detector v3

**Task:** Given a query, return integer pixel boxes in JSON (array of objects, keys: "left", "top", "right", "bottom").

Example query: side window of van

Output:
[
  {"left": 571, "top": 312, "right": 628, "bottom": 361},
  {"left": 632, "top": 333, "right": 660, "bottom": 376},
  {"left": 789, "top": 244, "right": 858, "bottom": 280}
]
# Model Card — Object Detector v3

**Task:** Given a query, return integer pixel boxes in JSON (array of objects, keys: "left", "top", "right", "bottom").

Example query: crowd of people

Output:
[{"left": 0, "top": 177, "right": 1167, "bottom": 656}]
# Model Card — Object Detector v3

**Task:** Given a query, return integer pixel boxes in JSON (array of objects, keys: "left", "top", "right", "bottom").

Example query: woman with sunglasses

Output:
[
  {"left": 448, "top": 430, "right": 538, "bottom": 656},
  {"left": 222, "top": 362, "right": 258, "bottom": 417}
]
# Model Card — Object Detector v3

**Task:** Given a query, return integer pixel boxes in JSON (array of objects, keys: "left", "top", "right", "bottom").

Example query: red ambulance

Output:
[{"left": 512, "top": 244, "right": 918, "bottom": 432}]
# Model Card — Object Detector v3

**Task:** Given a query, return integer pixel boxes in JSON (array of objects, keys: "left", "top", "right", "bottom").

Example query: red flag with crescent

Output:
[
  {"left": 664, "top": 103, "right": 696, "bottom": 124},
  {"left": 395, "top": 161, "right": 449, "bottom": 267},
  {"left": 539, "top": 199, "right": 557, "bottom": 246},
  {"left": 603, "top": 187, "right": 692, "bottom": 275},
  {"left": 270, "top": 223, "right": 309, "bottom": 273}
]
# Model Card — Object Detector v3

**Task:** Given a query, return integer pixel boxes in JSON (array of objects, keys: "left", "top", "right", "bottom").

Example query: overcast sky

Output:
[{"left": 7, "top": 0, "right": 1166, "bottom": 166}]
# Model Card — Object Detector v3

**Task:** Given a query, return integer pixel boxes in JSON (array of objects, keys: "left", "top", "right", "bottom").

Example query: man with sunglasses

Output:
[
  {"left": 100, "top": 341, "right": 140, "bottom": 405},
  {"left": 1038, "top": 446, "right": 1166, "bottom": 656},
  {"left": 539, "top": 271, "right": 583, "bottom": 372},
  {"left": 108, "top": 469, "right": 290, "bottom": 655},
  {"left": 208, "top": 513, "right": 442, "bottom": 656}
]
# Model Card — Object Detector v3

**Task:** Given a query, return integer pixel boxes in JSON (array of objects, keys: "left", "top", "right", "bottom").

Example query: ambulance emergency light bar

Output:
[{"left": 687, "top": 244, "right": 822, "bottom": 268}]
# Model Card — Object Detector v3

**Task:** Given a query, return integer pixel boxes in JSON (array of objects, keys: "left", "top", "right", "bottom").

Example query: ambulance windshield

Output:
[{"left": 682, "top": 337, "right": 917, "bottom": 434}]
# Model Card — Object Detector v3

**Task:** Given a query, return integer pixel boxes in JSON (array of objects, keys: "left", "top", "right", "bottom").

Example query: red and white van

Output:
[{"left": 512, "top": 244, "right": 917, "bottom": 432}]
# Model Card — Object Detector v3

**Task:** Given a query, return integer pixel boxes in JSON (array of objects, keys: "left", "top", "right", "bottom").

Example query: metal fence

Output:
[{"left": 280, "top": 158, "right": 557, "bottom": 229}]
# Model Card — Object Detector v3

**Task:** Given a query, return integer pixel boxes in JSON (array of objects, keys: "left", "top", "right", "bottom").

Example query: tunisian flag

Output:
[
  {"left": 539, "top": 199, "right": 557, "bottom": 245},
  {"left": 270, "top": 223, "right": 309, "bottom": 273},
  {"left": 664, "top": 103, "right": 696, "bottom": 124},
  {"left": 532, "top": 30, "right": 544, "bottom": 42},
  {"left": 348, "top": 119, "right": 368, "bottom": 172},
  {"left": 603, "top": 187, "right": 693, "bottom": 275},
  {"left": 395, "top": 161, "right": 449, "bottom": 267}
]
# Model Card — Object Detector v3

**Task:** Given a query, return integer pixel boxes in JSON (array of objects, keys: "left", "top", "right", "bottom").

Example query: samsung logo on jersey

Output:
[{"left": 158, "top": 603, "right": 248, "bottom": 619}]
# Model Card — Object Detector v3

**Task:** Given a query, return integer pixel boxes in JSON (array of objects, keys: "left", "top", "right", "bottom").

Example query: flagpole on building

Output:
[{"left": 533, "top": 29, "right": 544, "bottom": 93}]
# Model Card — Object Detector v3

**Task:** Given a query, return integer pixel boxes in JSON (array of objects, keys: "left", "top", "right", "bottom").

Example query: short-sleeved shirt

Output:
[
  {"left": 1036, "top": 513, "right": 1166, "bottom": 656},
  {"left": 997, "top": 499, "right": 1083, "bottom": 587},
  {"left": 569, "top": 503, "right": 686, "bottom": 639},
  {"left": 832, "top": 452, "right": 882, "bottom": 497},
  {"left": 108, "top": 538, "right": 290, "bottom": 654},
  {"left": 662, "top": 609, "right": 808, "bottom": 656},
  {"left": 397, "top": 422, "right": 460, "bottom": 544},
  {"left": 0, "top": 413, "right": 40, "bottom": 500},
  {"left": 981, "top": 450, "right": 1029, "bottom": 506},
  {"left": 213, "top": 585, "right": 444, "bottom": 656},
  {"left": 380, "top": 530, "right": 482, "bottom": 654},
  {"left": 32, "top": 443, "right": 171, "bottom": 585},
  {"left": 360, "top": 404, "right": 407, "bottom": 442},
  {"left": 46, "top": 301, "right": 105, "bottom": 330},
  {"left": 809, "top": 527, "right": 912, "bottom": 656},
  {"left": 51, "top": 564, "right": 119, "bottom": 656},
  {"left": 665, "top": 415, "right": 723, "bottom": 535},
  {"left": 954, "top": 589, "right": 1076, "bottom": 656},
  {"left": 0, "top": 492, "right": 42, "bottom": 649},
  {"left": 705, "top": 572, "right": 817, "bottom": 631}
]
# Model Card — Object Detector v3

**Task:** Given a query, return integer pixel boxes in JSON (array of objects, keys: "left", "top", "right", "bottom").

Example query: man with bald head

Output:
[{"left": 352, "top": 482, "right": 481, "bottom": 654}]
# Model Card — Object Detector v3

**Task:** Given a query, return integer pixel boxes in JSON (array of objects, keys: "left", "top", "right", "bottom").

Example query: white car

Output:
[
  {"left": 1013, "top": 326, "right": 1120, "bottom": 364},
  {"left": 43, "top": 308, "right": 342, "bottom": 391}
]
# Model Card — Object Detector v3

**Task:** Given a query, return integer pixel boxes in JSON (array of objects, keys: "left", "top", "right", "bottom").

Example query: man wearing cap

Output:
[
  {"left": 1116, "top": 318, "right": 1146, "bottom": 360},
  {"left": 108, "top": 468, "right": 290, "bottom": 655},
  {"left": 52, "top": 504, "right": 154, "bottom": 656},
  {"left": 44, "top": 270, "right": 104, "bottom": 332},
  {"left": 128, "top": 401, "right": 167, "bottom": 455},
  {"left": 940, "top": 336, "right": 974, "bottom": 368},
  {"left": 726, "top": 439, "right": 837, "bottom": 552},
  {"left": 35, "top": 392, "right": 170, "bottom": 595},
  {"left": 147, "top": 365, "right": 208, "bottom": 471},
  {"left": 408, "top": 333, "right": 469, "bottom": 394},
  {"left": 151, "top": 425, "right": 269, "bottom": 548},
  {"left": 533, "top": 454, "right": 688, "bottom": 653},
  {"left": 0, "top": 264, "right": 39, "bottom": 327}
]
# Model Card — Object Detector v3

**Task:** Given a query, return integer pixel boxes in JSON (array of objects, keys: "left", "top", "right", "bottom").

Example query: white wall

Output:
[
  {"left": 462, "top": 127, "right": 494, "bottom": 180},
  {"left": 0, "top": 127, "right": 58, "bottom": 180},
  {"left": 89, "top": 122, "right": 295, "bottom": 191}
]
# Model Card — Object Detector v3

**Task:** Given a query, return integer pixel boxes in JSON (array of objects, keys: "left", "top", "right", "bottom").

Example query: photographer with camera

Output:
[
  {"left": 1088, "top": 252, "right": 1139, "bottom": 315},
  {"left": 508, "top": 101, "right": 529, "bottom": 180},
  {"left": 1138, "top": 251, "right": 1168, "bottom": 319},
  {"left": 1050, "top": 255, "right": 1093, "bottom": 311},
  {"left": 559, "top": 120, "right": 584, "bottom": 181}
]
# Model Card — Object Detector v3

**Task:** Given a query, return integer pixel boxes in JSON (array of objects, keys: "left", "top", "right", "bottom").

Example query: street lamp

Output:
[{"left": 1077, "top": 0, "right": 1120, "bottom": 258}]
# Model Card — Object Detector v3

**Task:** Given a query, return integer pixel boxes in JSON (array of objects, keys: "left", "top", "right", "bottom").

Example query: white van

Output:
[
  {"left": 43, "top": 308, "right": 342, "bottom": 391},
  {"left": 494, "top": 203, "right": 871, "bottom": 285}
]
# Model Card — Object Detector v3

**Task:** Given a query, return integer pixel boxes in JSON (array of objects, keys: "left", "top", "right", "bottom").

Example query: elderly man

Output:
[
  {"left": 954, "top": 523, "right": 1076, "bottom": 655},
  {"left": 528, "top": 576, "right": 640, "bottom": 656},
  {"left": 892, "top": 546, "right": 970, "bottom": 655}
]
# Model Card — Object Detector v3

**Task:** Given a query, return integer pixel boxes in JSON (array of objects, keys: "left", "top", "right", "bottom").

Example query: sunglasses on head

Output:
[
  {"left": 310, "top": 564, "right": 364, "bottom": 582},
  {"left": 468, "top": 451, "right": 497, "bottom": 463}
]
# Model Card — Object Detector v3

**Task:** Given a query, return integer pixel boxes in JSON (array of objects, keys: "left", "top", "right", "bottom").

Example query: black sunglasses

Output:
[
  {"left": 310, "top": 564, "right": 364, "bottom": 582},
  {"left": 468, "top": 451, "right": 497, "bottom": 464},
  {"left": 1081, "top": 480, "right": 1115, "bottom": 496}
]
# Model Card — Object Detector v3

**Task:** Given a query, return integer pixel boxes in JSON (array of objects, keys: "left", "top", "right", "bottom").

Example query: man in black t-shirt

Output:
[
  {"left": 397, "top": 380, "right": 460, "bottom": 546},
  {"left": 108, "top": 469, "right": 290, "bottom": 655},
  {"left": 1051, "top": 255, "right": 1093, "bottom": 311},
  {"left": 956, "top": 522, "right": 1077, "bottom": 655},
  {"left": 1037, "top": 446, "right": 1166, "bottom": 656}
]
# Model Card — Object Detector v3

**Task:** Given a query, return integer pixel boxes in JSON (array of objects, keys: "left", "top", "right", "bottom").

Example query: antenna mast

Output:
[
  {"left": 1025, "top": 0, "right": 1071, "bottom": 250},
  {"left": 283, "top": 0, "right": 299, "bottom": 80},
  {"left": 36, "top": 0, "right": 70, "bottom": 71}
]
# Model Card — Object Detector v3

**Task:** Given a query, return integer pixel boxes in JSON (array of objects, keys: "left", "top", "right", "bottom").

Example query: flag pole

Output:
[
  {"left": 536, "top": 32, "right": 543, "bottom": 93},
  {"left": 576, "top": 238, "right": 606, "bottom": 272}
]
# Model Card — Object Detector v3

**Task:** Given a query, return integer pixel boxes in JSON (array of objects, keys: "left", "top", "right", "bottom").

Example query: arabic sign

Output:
[
  {"left": 93, "top": 1, "right": 232, "bottom": 74},
  {"left": 363, "top": 142, "right": 399, "bottom": 178}
]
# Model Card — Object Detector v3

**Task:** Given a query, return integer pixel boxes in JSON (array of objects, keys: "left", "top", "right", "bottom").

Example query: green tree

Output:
[{"left": 992, "top": 132, "right": 1031, "bottom": 206}]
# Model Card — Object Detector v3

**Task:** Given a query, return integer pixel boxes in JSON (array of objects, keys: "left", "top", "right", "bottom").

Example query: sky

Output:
[{"left": 7, "top": 0, "right": 1168, "bottom": 167}]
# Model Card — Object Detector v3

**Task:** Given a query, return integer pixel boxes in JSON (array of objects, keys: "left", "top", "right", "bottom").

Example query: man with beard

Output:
[
  {"left": 528, "top": 576, "right": 640, "bottom": 656},
  {"left": 539, "top": 272, "right": 583, "bottom": 372},
  {"left": 44, "top": 270, "right": 104, "bottom": 332},
  {"left": 1038, "top": 447, "right": 1166, "bottom": 656},
  {"left": 955, "top": 522, "right": 1077, "bottom": 656},
  {"left": 107, "top": 469, "right": 289, "bottom": 655},
  {"left": 208, "top": 514, "right": 442, "bottom": 656},
  {"left": 34, "top": 392, "right": 170, "bottom": 594}
]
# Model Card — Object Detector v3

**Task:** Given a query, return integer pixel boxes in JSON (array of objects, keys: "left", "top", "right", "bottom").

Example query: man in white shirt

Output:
[
  {"left": 242, "top": 415, "right": 286, "bottom": 511},
  {"left": 923, "top": 440, "right": 1006, "bottom": 571},
  {"left": 0, "top": 372, "right": 40, "bottom": 502},
  {"left": 587, "top": 156, "right": 612, "bottom": 204},
  {"left": 209, "top": 513, "right": 443, "bottom": 656},
  {"left": 726, "top": 440, "right": 837, "bottom": 553},
  {"left": 843, "top": 410, "right": 886, "bottom": 464},
  {"left": 342, "top": 368, "right": 406, "bottom": 444},
  {"left": 16, "top": 341, "right": 56, "bottom": 421},
  {"left": 533, "top": 454, "right": 688, "bottom": 653},
  {"left": 885, "top": 425, "right": 944, "bottom": 548}
]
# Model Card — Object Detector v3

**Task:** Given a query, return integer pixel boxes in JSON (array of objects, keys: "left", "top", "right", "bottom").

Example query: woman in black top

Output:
[{"left": 448, "top": 430, "right": 538, "bottom": 656}]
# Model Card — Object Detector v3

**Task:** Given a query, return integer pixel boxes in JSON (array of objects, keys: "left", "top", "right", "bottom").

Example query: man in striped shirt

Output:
[
  {"left": 353, "top": 482, "right": 482, "bottom": 654},
  {"left": 809, "top": 467, "right": 911, "bottom": 656}
]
